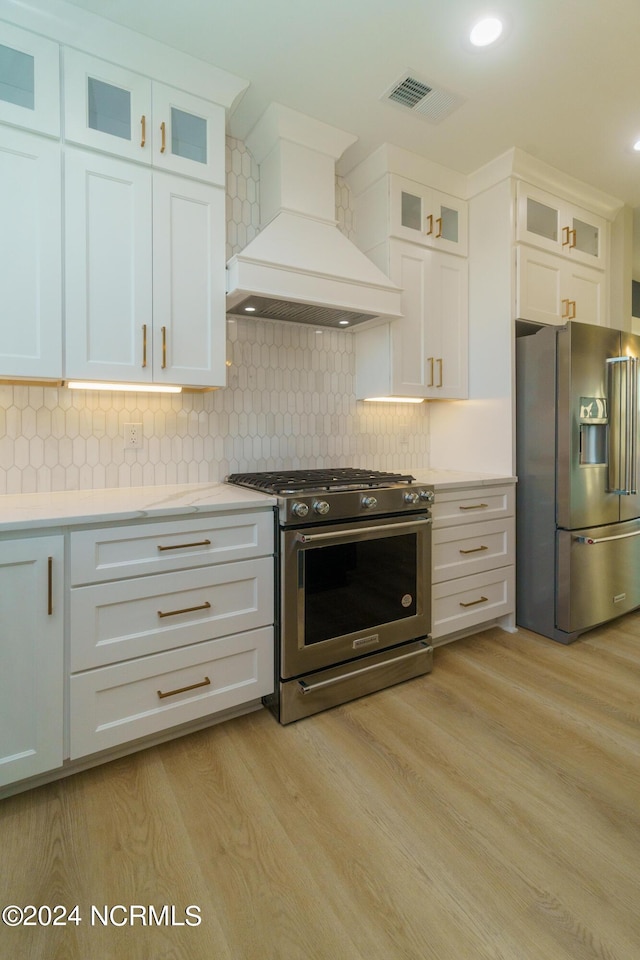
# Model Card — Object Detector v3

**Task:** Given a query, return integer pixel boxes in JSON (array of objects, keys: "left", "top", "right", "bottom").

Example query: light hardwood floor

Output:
[{"left": 2, "top": 618, "right": 639, "bottom": 960}]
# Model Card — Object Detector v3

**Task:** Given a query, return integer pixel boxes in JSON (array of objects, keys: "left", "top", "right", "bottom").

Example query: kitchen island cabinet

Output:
[
  {"left": 0, "top": 535, "right": 64, "bottom": 788},
  {"left": 0, "top": 483, "right": 275, "bottom": 797}
]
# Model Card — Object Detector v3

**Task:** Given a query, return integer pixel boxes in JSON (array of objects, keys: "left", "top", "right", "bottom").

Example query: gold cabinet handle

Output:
[
  {"left": 425, "top": 214, "right": 434, "bottom": 236},
  {"left": 157, "top": 539, "right": 211, "bottom": 552},
  {"left": 459, "top": 596, "right": 489, "bottom": 608},
  {"left": 427, "top": 357, "right": 434, "bottom": 387},
  {"left": 157, "top": 600, "right": 211, "bottom": 619},
  {"left": 142, "top": 323, "right": 147, "bottom": 368},
  {"left": 140, "top": 114, "right": 146, "bottom": 148},
  {"left": 161, "top": 326, "right": 167, "bottom": 368},
  {"left": 435, "top": 216, "right": 443, "bottom": 239},
  {"left": 459, "top": 503, "right": 488, "bottom": 510},
  {"left": 561, "top": 298, "right": 571, "bottom": 319},
  {"left": 157, "top": 676, "right": 211, "bottom": 700},
  {"left": 436, "top": 357, "right": 443, "bottom": 387},
  {"left": 569, "top": 228, "right": 576, "bottom": 248},
  {"left": 47, "top": 556, "right": 53, "bottom": 616},
  {"left": 562, "top": 225, "right": 570, "bottom": 246},
  {"left": 160, "top": 120, "right": 166, "bottom": 153},
  {"left": 569, "top": 300, "right": 577, "bottom": 319},
  {"left": 459, "top": 545, "right": 489, "bottom": 554}
]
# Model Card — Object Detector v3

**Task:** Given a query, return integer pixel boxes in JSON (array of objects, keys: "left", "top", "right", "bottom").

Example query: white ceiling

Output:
[{"left": 61, "top": 0, "right": 640, "bottom": 232}]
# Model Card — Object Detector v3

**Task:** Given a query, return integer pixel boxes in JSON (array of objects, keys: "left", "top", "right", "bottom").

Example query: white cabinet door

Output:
[
  {"left": 0, "top": 127, "right": 62, "bottom": 379},
  {"left": 0, "top": 537, "right": 64, "bottom": 788},
  {"left": 390, "top": 175, "right": 468, "bottom": 256},
  {"left": 0, "top": 22, "right": 60, "bottom": 137},
  {"left": 63, "top": 49, "right": 152, "bottom": 163},
  {"left": 426, "top": 250, "right": 468, "bottom": 398},
  {"left": 64, "top": 148, "right": 153, "bottom": 382},
  {"left": 151, "top": 83, "right": 225, "bottom": 185},
  {"left": 516, "top": 181, "right": 608, "bottom": 269},
  {"left": 516, "top": 245, "right": 607, "bottom": 326},
  {"left": 152, "top": 173, "right": 226, "bottom": 387}
]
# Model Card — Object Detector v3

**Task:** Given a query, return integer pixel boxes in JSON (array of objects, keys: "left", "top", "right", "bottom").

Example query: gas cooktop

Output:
[{"left": 226, "top": 468, "right": 416, "bottom": 495}]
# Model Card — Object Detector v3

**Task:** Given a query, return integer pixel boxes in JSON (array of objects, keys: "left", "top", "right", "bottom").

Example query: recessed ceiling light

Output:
[
  {"left": 243, "top": 305, "right": 257, "bottom": 312},
  {"left": 338, "top": 319, "right": 350, "bottom": 326},
  {"left": 470, "top": 17, "right": 503, "bottom": 47}
]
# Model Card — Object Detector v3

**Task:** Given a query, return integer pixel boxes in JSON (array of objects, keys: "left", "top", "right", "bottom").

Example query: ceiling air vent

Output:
[{"left": 382, "top": 71, "right": 464, "bottom": 124}]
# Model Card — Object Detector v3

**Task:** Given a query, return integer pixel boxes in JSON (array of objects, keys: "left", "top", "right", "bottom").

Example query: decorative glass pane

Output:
[
  {"left": 573, "top": 218, "right": 599, "bottom": 258},
  {"left": 401, "top": 191, "right": 422, "bottom": 230},
  {"left": 88, "top": 77, "right": 131, "bottom": 140},
  {"left": 0, "top": 43, "right": 34, "bottom": 110},
  {"left": 171, "top": 107, "right": 206, "bottom": 164},
  {"left": 439, "top": 205, "right": 458, "bottom": 243},
  {"left": 526, "top": 197, "right": 558, "bottom": 242}
]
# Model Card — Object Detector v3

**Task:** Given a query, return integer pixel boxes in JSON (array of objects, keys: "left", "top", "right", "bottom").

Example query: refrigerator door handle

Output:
[
  {"left": 607, "top": 356, "right": 639, "bottom": 495},
  {"left": 574, "top": 529, "right": 640, "bottom": 545}
]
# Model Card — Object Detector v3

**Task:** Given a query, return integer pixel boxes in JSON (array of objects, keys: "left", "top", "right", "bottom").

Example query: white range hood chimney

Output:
[{"left": 226, "top": 104, "right": 402, "bottom": 328}]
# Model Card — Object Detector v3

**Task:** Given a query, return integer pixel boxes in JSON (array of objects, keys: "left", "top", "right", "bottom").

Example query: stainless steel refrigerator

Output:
[{"left": 516, "top": 319, "right": 640, "bottom": 642}]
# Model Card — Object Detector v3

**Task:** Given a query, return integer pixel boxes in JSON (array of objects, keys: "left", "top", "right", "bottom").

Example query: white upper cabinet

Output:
[
  {"left": 0, "top": 127, "right": 62, "bottom": 379},
  {"left": 390, "top": 175, "right": 468, "bottom": 256},
  {"left": 515, "top": 182, "right": 608, "bottom": 269},
  {"left": 63, "top": 50, "right": 225, "bottom": 184},
  {"left": 516, "top": 245, "right": 607, "bottom": 327},
  {"left": 0, "top": 21, "right": 60, "bottom": 137},
  {"left": 65, "top": 149, "right": 226, "bottom": 388},
  {"left": 355, "top": 240, "right": 468, "bottom": 400}
]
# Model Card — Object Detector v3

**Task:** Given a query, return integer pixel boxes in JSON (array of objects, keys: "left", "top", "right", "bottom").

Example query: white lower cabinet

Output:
[
  {"left": 0, "top": 536, "right": 64, "bottom": 788},
  {"left": 431, "top": 484, "right": 515, "bottom": 643},
  {"left": 70, "top": 627, "right": 273, "bottom": 759},
  {"left": 68, "top": 511, "right": 274, "bottom": 759}
]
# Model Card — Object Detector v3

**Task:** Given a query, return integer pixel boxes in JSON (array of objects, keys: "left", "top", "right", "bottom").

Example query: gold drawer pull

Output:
[
  {"left": 157, "top": 539, "right": 211, "bottom": 551},
  {"left": 157, "top": 676, "right": 210, "bottom": 700},
  {"left": 459, "top": 545, "right": 489, "bottom": 554},
  {"left": 157, "top": 600, "right": 211, "bottom": 619},
  {"left": 47, "top": 556, "right": 53, "bottom": 616},
  {"left": 459, "top": 596, "right": 489, "bottom": 608},
  {"left": 459, "top": 503, "right": 488, "bottom": 510}
]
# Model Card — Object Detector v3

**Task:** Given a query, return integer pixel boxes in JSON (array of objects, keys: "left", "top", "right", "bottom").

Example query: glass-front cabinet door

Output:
[
  {"left": 391, "top": 175, "right": 468, "bottom": 256},
  {"left": 63, "top": 51, "right": 224, "bottom": 184},
  {"left": 0, "top": 22, "right": 60, "bottom": 137},
  {"left": 64, "top": 49, "right": 152, "bottom": 162},
  {"left": 516, "top": 182, "right": 608, "bottom": 269}
]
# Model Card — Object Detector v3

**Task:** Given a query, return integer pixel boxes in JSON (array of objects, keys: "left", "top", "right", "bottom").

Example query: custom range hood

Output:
[{"left": 226, "top": 104, "right": 402, "bottom": 328}]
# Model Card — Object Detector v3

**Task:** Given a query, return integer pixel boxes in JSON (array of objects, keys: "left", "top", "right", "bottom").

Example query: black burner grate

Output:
[{"left": 226, "top": 468, "right": 416, "bottom": 494}]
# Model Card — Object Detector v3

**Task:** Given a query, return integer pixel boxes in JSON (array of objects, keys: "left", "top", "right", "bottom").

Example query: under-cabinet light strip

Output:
[
  {"left": 363, "top": 396, "right": 425, "bottom": 403},
  {"left": 66, "top": 381, "right": 182, "bottom": 394}
]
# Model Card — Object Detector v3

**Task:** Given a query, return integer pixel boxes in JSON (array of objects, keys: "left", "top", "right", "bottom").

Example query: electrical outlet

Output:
[{"left": 124, "top": 422, "right": 143, "bottom": 449}]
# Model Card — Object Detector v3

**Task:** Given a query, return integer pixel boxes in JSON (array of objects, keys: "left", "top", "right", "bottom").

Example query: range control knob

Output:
[
  {"left": 291, "top": 502, "right": 309, "bottom": 518},
  {"left": 419, "top": 489, "right": 434, "bottom": 503},
  {"left": 404, "top": 491, "right": 420, "bottom": 504},
  {"left": 313, "top": 500, "right": 330, "bottom": 515},
  {"left": 361, "top": 495, "right": 378, "bottom": 509}
]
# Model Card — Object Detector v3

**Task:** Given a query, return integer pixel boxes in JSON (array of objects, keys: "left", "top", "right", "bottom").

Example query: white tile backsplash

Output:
[{"left": 0, "top": 137, "right": 430, "bottom": 495}]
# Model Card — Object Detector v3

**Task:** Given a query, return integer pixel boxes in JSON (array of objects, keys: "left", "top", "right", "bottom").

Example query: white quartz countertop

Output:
[
  {"left": 411, "top": 469, "right": 516, "bottom": 490},
  {"left": 0, "top": 483, "right": 276, "bottom": 533}
]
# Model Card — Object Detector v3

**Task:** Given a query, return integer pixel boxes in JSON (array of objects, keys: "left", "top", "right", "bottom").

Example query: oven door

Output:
[{"left": 280, "top": 513, "right": 431, "bottom": 679}]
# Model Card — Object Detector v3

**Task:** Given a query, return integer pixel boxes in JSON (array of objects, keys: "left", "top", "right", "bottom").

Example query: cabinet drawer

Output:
[
  {"left": 431, "top": 567, "right": 514, "bottom": 640},
  {"left": 70, "top": 557, "right": 273, "bottom": 670},
  {"left": 69, "top": 626, "right": 273, "bottom": 759},
  {"left": 433, "top": 518, "right": 514, "bottom": 583},
  {"left": 432, "top": 485, "right": 515, "bottom": 528},
  {"left": 70, "top": 510, "right": 274, "bottom": 584}
]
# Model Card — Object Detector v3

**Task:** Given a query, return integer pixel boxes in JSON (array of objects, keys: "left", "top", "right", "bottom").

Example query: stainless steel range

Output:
[{"left": 226, "top": 469, "right": 434, "bottom": 723}]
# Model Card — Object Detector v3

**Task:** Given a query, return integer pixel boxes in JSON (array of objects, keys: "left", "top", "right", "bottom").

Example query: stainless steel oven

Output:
[{"left": 226, "top": 469, "right": 433, "bottom": 723}]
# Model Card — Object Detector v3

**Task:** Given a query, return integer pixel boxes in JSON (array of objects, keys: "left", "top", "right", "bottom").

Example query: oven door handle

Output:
[
  {"left": 295, "top": 518, "right": 431, "bottom": 543},
  {"left": 297, "top": 642, "right": 432, "bottom": 694}
]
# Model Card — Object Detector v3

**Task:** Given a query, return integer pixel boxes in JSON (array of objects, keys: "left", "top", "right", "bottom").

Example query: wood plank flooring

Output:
[{"left": 1, "top": 617, "right": 639, "bottom": 960}]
